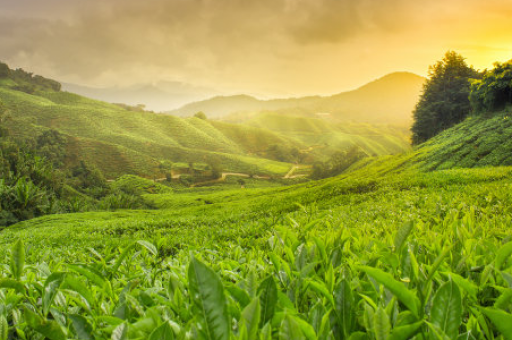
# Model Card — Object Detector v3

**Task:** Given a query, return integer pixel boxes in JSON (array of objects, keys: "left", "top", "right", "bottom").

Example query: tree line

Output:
[{"left": 411, "top": 52, "right": 512, "bottom": 144}]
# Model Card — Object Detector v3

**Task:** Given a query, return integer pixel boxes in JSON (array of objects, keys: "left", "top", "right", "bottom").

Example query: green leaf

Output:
[
  {"left": 441, "top": 272, "right": 477, "bottom": 300},
  {"left": 188, "top": 256, "right": 230, "bottom": 340},
  {"left": 334, "top": 279, "right": 354, "bottom": 337},
  {"left": 496, "top": 241, "right": 512, "bottom": 271},
  {"left": 112, "top": 323, "right": 128, "bottom": 340},
  {"left": 67, "top": 264, "right": 107, "bottom": 287},
  {"left": 426, "top": 247, "right": 451, "bottom": 283},
  {"left": 0, "top": 315, "right": 8, "bottom": 340},
  {"left": 389, "top": 321, "right": 423, "bottom": 340},
  {"left": 34, "top": 321, "right": 67, "bottom": 340},
  {"left": 43, "top": 272, "right": 67, "bottom": 316},
  {"left": 258, "top": 276, "right": 278, "bottom": 327},
  {"left": 62, "top": 276, "right": 95, "bottom": 308},
  {"left": 0, "top": 278, "right": 25, "bottom": 293},
  {"left": 10, "top": 239, "right": 25, "bottom": 280},
  {"left": 227, "top": 285, "right": 251, "bottom": 309},
  {"left": 481, "top": 308, "right": 512, "bottom": 340},
  {"left": 240, "top": 298, "right": 261, "bottom": 340},
  {"left": 279, "top": 314, "right": 306, "bottom": 340},
  {"left": 69, "top": 314, "right": 94, "bottom": 340},
  {"left": 110, "top": 243, "right": 136, "bottom": 276},
  {"left": 374, "top": 307, "right": 391, "bottom": 340},
  {"left": 137, "top": 240, "right": 158, "bottom": 256},
  {"left": 149, "top": 321, "right": 175, "bottom": 340},
  {"left": 24, "top": 307, "right": 66, "bottom": 340},
  {"left": 394, "top": 221, "right": 414, "bottom": 252},
  {"left": 425, "top": 322, "right": 451, "bottom": 340},
  {"left": 360, "top": 266, "right": 420, "bottom": 316},
  {"left": 307, "top": 280, "right": 334, "bottom": 307},
  {"left": 430, "top": 280, "right": 462, "bottom": 339}
]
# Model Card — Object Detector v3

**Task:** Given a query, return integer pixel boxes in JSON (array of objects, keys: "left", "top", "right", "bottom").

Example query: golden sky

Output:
[{"left": 1, "top": 0, "right": 512, "bottom": 97}]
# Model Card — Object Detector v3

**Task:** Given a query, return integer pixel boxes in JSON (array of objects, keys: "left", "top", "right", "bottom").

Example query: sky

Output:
[{"left": 1, "top": 0, "right": 512, "bottom": 97}]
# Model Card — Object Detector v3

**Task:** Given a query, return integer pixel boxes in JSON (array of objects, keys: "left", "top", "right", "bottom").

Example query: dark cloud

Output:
[{"left": 0, "top": 0, "right": 511, "bottom": 94}]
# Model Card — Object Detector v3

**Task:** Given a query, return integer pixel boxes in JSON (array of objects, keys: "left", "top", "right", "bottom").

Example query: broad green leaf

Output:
[
  {"left": 62, "top": 276, "right": 95, "bottom": 308},
  {"left": 69, "top": 314, "right": 94, "bottom": 340},
  {"left": 25, "top": 307, "right": 66, "bottom": 340},
  {"left": 294, "top": 317, "right": 318, "bottom": 340},
  {"left": 112, "top": 323, "right": 128, "bottom": 340},
  {"left": 227, "top": 285, "right": 251, "bottom": 309},
  {"left": 0, "top": 316, "right": 7, "bottom": 340},
  {"left": 67, "top": 264, "right": 107, "bottom": 287},
  {"left": 441, "top": 272, "right": 477, "bottom": 300},
  {"left": 334, "top": 279, "right": 354, "bottom": 337},
  {"left": 360, "top": 266, "right": 420, "bottom": 316},
  {"left": 425, "top": 322, "right": 451, "bottom": 340},
  {"left": 258, "top": 276, "right": 278, "bottom": 327},
  {"left": 389, "top": 321, "right": 423, "bottom": 340},
  {"left": 426, "top": 247, "right": 451, "bottom": 283},
  {"left": 10, "top": 239, "right": 25, "bottom": 280},
  {"left": 496, "top": 241, "right": 512, "bottom": 271},
  {"left": 348, "top": 332, "right": 367, "bottom": 340},
  {"left": 374, "top": 307, "right": 391, "bottom": 340},
  {"left": 34, "top": 321, "right": 67, "bottom": 340},
  {"left": 0, "top": 278, "right": 25, "bottom": 293},
  {"left": 495, "top": 289, "right": 512, "bottom": 309},
  {"left": 149, "top": 321, "right": 175, "bottom": 340},
  {"left": 137, "top": 240, "right": 158, "bottom": 256},
  {"left": 43, "top": 272, "right": 67, "bottom": 316},
  {"left": 240, "top": 298, "right": 261, "bottom": 340},
  {"left": 260, "top": 322, "right": 272, "bottom": 340},
  {"left": 481, "top": 308, "right": 512, "bottom": 340},
  {"left": 430, "top": 280, "right": 462, "bottom": 339},
  {"left": 307, "top": 280, "right": 334, "bottom": 307},
  {"left": 394, "top": 221, "right": 413, "bottom": 252},
  {"left": 279, "top": 314, "right": 306, "bottom": 340},
  {"left": 188, "top": 256, "right": 230, "bottom": 340},
  {"left": 110, "top": 243, "right": 136, "bottom": 276}
]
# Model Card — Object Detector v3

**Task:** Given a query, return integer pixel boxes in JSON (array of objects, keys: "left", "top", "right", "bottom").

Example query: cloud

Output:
[{"left": 0, "top": 0, "right": 511, "bottom": 94}]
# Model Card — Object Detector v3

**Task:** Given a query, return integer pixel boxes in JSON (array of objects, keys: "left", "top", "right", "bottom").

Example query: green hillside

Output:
[
  {"left": 170, "top": 72, "right": 425, "bottom": 125},
  {"left": 2, "top": 104, "right": 512, "bottom": 338},
  {"left": 0, "top": 71, "right": 415, "bottom": 179},
  {"left": 244, "top": 112, "right": 411, "bottom": 158},
  {"left": 0, "top": 86, "right": 298, "bottom": 177}
]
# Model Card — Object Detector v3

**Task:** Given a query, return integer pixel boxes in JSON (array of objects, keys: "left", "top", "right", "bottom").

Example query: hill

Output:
[
  {"left": 0, "top": 63, "right": 414, "bottom": 179},
  {"left": 62, "top": 81, "right": 219, "bottom": 112},
  {"left": 170, "top": 72, "right": 425, "bottom": 125},
  {"left": 2, "top": 104, "right": 512, "bottom": 339}
]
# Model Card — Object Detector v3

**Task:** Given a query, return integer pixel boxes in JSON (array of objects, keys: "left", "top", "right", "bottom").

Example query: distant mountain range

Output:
[
  {"left": 169, "top": 72, "right": 426, "bottom": 125},
  {"left": 62, "top": 81, "right": 220, "bottom": 112}
]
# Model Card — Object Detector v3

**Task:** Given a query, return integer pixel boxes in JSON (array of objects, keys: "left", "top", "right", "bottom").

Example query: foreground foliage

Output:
[
  {"left": 2, "top": 214, "right": 512, "bottom": 339},
  {"left": 1, "top": 163, "right": 512, "bottom": 339}
]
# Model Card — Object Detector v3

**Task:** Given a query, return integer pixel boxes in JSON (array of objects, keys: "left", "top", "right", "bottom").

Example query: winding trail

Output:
[{"left": 109, "top": 165, "right": 308, "bottom": 184}]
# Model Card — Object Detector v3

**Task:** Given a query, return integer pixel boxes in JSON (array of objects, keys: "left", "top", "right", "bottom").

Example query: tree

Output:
[
  {"left": 0, "top": 62, "right": 10, "bottom": 78},
  {"left": 470, "top": 60, "right": 512, "bottom": 113},
  {"left": 194, "top": 111, "right": 207, "bottom": 120},
  {"left": 411, "top": 51, "right": 480, "bottom": 145}
]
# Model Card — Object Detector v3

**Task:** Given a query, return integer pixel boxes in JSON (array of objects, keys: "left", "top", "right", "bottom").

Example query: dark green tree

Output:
[
  {"left": 194, "top": 111, "right": 207, "bottom": 120},
  {"left": 470, "top": 60, "right": 512, "bottom": 113},
  {"left": 0, "top": 62, "right": 10, "bottom": 78},
  {"left": 411, "top": 51, "right": 480, "bottom": 144}
]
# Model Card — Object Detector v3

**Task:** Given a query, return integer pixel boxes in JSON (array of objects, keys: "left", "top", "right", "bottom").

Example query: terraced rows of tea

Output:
[{"left": 2, "top": 157, "right": 512, "bottom": 339}]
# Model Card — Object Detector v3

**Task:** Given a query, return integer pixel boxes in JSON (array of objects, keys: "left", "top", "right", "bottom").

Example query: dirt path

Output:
[{"left": 109, "top": 167, "right": 307, "bottom": 184}]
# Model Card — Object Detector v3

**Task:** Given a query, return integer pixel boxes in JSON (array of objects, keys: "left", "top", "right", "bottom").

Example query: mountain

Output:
[
  {"left": 169, "top": 72, "right": 425, "bottom": 125},
  {"left": 62, "top": 81, "right": 219, "bottom": 112}
]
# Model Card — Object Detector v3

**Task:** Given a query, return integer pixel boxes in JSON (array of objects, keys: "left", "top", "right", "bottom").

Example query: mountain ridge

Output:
[{"left": 169, "top": 72, "right": 425, "bottom": 124}]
